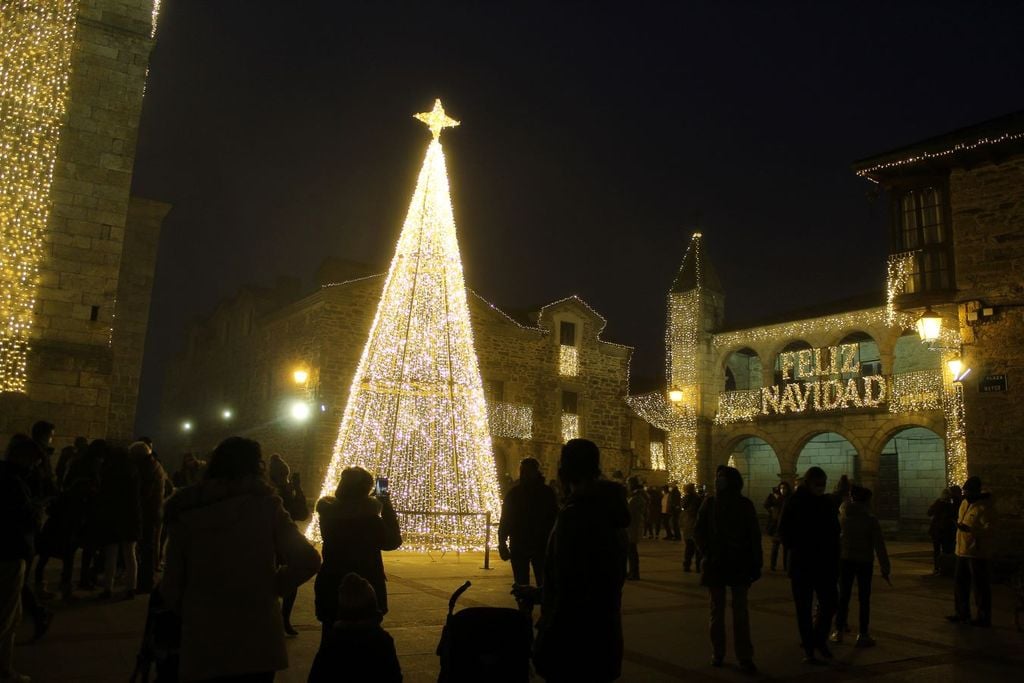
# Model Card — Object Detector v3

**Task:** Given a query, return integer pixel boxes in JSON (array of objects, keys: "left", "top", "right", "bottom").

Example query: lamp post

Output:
[{"left": 915, "top": 307, "right": 943, "bottom": 343}]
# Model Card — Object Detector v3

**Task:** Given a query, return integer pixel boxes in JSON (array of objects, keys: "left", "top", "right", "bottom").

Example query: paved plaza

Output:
[{"left": 13, "top": 539, "right": 1023, "bottom": 682}]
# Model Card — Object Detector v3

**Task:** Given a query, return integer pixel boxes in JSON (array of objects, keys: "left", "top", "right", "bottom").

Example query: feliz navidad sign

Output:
[{"left": 761, "top": 343, "right": 886, "bottom": 415}]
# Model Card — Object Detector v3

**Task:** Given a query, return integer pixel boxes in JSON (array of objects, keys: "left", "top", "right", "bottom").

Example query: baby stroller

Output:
[
  {"left": 129, "top": 587, "right": 181, "bottom": 682},
  {"left": 436, "top": 581, "right": 534, "bottom": 682}
]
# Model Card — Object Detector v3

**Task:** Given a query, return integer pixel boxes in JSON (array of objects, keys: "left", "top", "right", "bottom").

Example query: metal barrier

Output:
[{"left": 392, "top": 509, "right": 497, "bottom": 569}]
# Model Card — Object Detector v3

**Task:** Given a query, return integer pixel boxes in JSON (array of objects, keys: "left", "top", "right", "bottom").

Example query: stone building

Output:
[
  {"left": 853, "top": 111, "right": 1024, "bottom": 549},
  {"left": 161, "top": 258, "right": 635, "bottom": 489},
  {"left": 632, "top": 112, "right": 1024, "bottom": 543},
  {"left": 0, "top": 0, "right": 168, "bottom": 446}
]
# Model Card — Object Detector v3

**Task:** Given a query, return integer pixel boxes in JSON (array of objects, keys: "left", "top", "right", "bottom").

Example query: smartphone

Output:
[{"left": 375, "top": 476, "right": 389, "bottom": 497}]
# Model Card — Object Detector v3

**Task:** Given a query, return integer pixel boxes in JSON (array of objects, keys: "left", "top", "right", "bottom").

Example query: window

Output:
[
  {"left": 89, "top": 305, "right": 99, "bottom": 321},
  {"left": 559, "top": 321, "right": 576, "bottom": 346},
  {"left": 561, "top": 390, "right": 578, "bottom": 414},
  {"left": 484, "top": 379, "right": 504, "bottom": 403},
  {"left": 895, "top": 187, "right": 954, "bottom": 293},
  {"left": 649, "top": 441, "right": 666, "bottom": 471}
]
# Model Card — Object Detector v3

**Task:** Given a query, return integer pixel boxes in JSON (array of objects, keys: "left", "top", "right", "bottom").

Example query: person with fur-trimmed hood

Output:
[
  {"left": 308, "top": 572, "right": 402, "bottom": 683},
  {"left": 314, "top": 467, "right": 402, "bottom": 642}
]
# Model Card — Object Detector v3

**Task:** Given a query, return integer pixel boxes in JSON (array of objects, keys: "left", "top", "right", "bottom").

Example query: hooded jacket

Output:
[
  {"left": 161, "top": 476, "right": 321, "bottom": 682},
  {"left": 956, "top": 493, "right": 995, "bottom": 559},
  {"left": 314, "top": 495, "right": 402, "bottom": 623},
  {"left": 535, "top": 479, "right": 629, "bottom": 682},
  {"left": 839, "top": 500, "right": 890, "bottom": 574}
]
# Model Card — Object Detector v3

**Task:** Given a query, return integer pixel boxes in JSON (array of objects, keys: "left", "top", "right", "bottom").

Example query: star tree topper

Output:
[{"left": 414, "top": 98, "right": 460, "bottom": 140}]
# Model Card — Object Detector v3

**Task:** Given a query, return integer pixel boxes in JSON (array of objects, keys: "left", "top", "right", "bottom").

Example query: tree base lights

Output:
[{"left": 306, "top": 100, "right": 501, "bottom": 551}]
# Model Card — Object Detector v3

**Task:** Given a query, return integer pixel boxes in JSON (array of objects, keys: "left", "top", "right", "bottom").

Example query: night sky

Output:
[{"left": 130, "top": 0, "right": 1024, "bottom": 436}]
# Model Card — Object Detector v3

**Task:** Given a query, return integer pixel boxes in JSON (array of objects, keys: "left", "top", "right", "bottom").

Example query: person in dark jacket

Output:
[
  {"left": 0, "top": 435, "right": 43, "bottom": 683},
  {"left": 766, "top": 481, "right": 791, "bottom": 571},
  {"left": 695, "top": 466, "right": 762, "bottom": 674},
  {"left": 777, "top": 466, "right": 840, "bottom": 665},
  {"left": 92, "top": 446, "right": 142, "bottom": 600},
  {"left": 927, "top": 488, "right": 957, "bottom": 575},
  {"left": 315, "top": 467, "right": 402, "bottom": 642},
  {"left": 269, "top": 453, "right": 309, "bottom": 636},
  {"left": 308, "top": 572, "right": 402, "bottom": 683},
  {"left": 645, "top": 486, "right": 661, "bottom": 539},
  {"left": 668, "top": 485, "right": 683, "bottom": 541},
  {"left": 832, "top": 486, "right": 890, "bottom": 647},
  {"left": 625, "top": 478, "right": 646, "bottom": 580},
  {"left": 681, "top": 483, "right": 703, "bottom": 572},
  {"left": 533, "top": 439, "right": 629, "bottom": 683},
  {"left": 56, "top": 440, "right": 104, "bottom": 599},
  {"left": 498, "top": 458, "right": 559, "bottom": 595},
  {"left": 131, "top": 441, "right": 166, "bottom": 594}
]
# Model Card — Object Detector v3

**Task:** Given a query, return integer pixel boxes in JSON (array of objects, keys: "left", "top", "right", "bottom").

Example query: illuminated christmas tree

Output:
[{"left": 308, "top": 100, "right": 501, "bottom": 551}]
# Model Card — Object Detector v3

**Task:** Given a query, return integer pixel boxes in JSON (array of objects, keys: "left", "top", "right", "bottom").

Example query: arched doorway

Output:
[
  {"left": 724, "top": 347, "right": 762, "bottom": 391},
  {"left": 725, "top": 437, "right": 780, "bottom": 507},
  {"left": 877, "top": 426, "right": 945, "bottom": 523},
  {"left": 795, "top": 432, "right": 858, "bottom": 486}
]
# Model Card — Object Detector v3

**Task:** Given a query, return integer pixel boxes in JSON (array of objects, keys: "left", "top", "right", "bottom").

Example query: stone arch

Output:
[
  {"left": 715, "top": 427, "right": 785, "bottom": 468},
  {"left": 873, "top": 423, "right": 946, "bottom": 524},
  {"left": 792, "top": 429, "right": 862, "bottom": 485},
  {"left": 893, "top": 329, "right": 941, "bottom": 374},
  {"left": 827, "top": 330, "right": 884, "bottom": 376},
  {"left": 717, "top": 433, "right": 782, "bottom": 506},
  {"left": 722, "top": 346, "right": 763, "bottom": 391},
  {"left": 769, "top": 339, "right": 814, "bottom": 385}
]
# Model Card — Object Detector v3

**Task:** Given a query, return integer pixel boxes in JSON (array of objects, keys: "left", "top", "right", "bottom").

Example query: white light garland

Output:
[
  {"left": 649, "top": 440, "right": 666, "bottom": 470},
  {"left": 559, "top": 344, "right": 579, "bottom": 376},
  {"left": 561, "top": 413, "right": 579, "bottom": 443},
  {"left": 856, "top": 130, "right": 1024, "bottom": 180},
  {"left": 488, "top": 401, "right": 532, "bottom": 440},
  {"left": 0, "top": 0, "right": 79, "bottom": 392},
  {"left": 306, "top": 100, "right": 501, "bottom": 551},
  {"left": 886, "top": 251, "right": 916, "bottom": 325}
]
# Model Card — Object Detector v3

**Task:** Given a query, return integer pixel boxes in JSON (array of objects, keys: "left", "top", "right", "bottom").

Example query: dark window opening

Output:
[
  {"left": 484, "top": 379, "right": 504, "bottom": 403},
  {"left": 896, "top": 187, "right": 954, "bottom": 294},
  {"left": 559, "top": 321, "right": 577, "bottom": 346},
  {"left": 89, "top": 305, "right": 99, "bottom": 321},
  {"left": 561, "top": 390, "right": 578, "bottom": 414}
]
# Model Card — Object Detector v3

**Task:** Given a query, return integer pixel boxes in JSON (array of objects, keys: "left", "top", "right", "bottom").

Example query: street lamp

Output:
[
  {"left": 668, "top": 387, "right": 684, "bottom": 403},
  {"left": 181, "top": 420, "right": 193, "bottom": 432},
  {"left": 289, "top": 400, "right": 312, "bottom": 422},
  {"left": 221, "top": 408, "right": 233, "bottom": 420},
  {"left": 293, "top": 368, "right": 309, "bottom": 385},
  {"left": 947, "top": 358, "right": 971, "bottom": 383},
  {"left": 915, "top": 307, "right": 942, "bottom": 343}
]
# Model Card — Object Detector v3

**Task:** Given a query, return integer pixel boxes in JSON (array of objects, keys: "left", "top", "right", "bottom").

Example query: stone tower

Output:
[
  {"left": 666, "top": 232, "right": 724, "bottom": 483},
  {"left": 0, "top": 0, "right": 167, "bottom": 444}
]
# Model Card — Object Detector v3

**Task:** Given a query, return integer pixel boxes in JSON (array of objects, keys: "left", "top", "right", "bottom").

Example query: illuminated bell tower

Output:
[{"left": 666, "top": 232, "right": 723, "bottom": 484}]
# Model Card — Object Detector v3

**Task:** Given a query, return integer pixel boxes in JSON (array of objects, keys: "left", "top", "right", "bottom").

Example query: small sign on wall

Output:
[{"left": 979, "top": 374, "right": 1008, "bottom": 393}]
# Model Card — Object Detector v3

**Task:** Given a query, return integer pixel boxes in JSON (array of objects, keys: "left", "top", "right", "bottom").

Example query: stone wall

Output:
[
  {"left": 161, "top": 279, "right": 635, "bottom": 495},
  {"left": 950, "top": 154, "right": 1024, "bottom": 551},
  {"left": 0, "top": 1, "right": 157, "bottom": 445}
]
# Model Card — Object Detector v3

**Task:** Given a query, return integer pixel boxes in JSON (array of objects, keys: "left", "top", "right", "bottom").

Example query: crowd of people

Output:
[{"left": 0, "top": 419, "right": 1001, "bottom": 682}]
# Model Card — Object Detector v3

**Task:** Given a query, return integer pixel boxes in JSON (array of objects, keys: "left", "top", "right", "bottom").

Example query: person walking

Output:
[
  {"left": 132, "top": 441, "right": 166, "bottom": 594},
  {"left": 681, "top": 483, "right": 703, "bottom": 573},
  {"left": 695, "top": 466, "right": 762, "bottom": 674},
  {"left": 927, "top": 488, "right": 957, "bottom": 576},
  {"left": 659, "top": 486, "right": 672, "bottom": 540},
  {"left": 162, "top": 437, "right": 321, "bottom": 682},
  {"left": 314, "top": 467, "right": 402, "bottom": 643},
  {"left": 766, "top": 482, "right": 791, "bottom": 572},
  {"left": 532, "top": 439, "right": 629, "bottom": 683},
  {"left": 0, "top": 435, "right": 43, "bottom": 683},
  {"left": 947, "top": 476, "right": 995, "bottom": 627},
  {"left": 268, "top": 454, "right": 309, "bottom": 636},
  {"left": 626, "top": 478, "right": 646, "bottom": 580},
  {"left": 59, "top": 440, "right": 103, "bottom": 598},
  {"left": 831, "top": 486, "right": 890, "bottom": 647},
  {"left": 92, "top": 446, "right": 141, "bottom": 600},
  {"left": 777, "top": 466, "right": 840, "bottom": 665},
  {"left": 498, "top": 458, "right": 559, "bottom": 596}
]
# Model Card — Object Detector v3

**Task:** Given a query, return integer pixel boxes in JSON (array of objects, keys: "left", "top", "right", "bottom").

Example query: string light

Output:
[
  {"left": 561, "top": 413, "right": 580, "bottom": 443},
  {"left": 559, "top": 344, "right": 579, "bottom": 376},
  {"left": 886, "top": 251, "right": 916, "bottom": 325},
  {"left": 0, "top": 0, "right": 78, "bottom": 392},
  {"left": 488, "top": 401, "right": 532, "bottom": 440},
  {"left": 856, "top": 130, "right": 1024, "bottom": 180},
  {"left": 151, "top": 0, "right": 161, "bottom": 38},
  {"left": 649, "top": 441, "right": 666, "bottom": 470},
  {"left": 306, "top": 100, "right": 501, "bottom": 551}
]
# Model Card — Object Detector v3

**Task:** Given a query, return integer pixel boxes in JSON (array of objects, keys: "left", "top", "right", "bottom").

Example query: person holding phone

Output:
[{"left": 314, "top": 467, "right": 402, "bottom": 643}]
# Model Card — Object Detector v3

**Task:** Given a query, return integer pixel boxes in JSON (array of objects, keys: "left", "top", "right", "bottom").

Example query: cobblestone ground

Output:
[{"left": 12, "top": 539, "right": 1023, "bottom": 681}]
